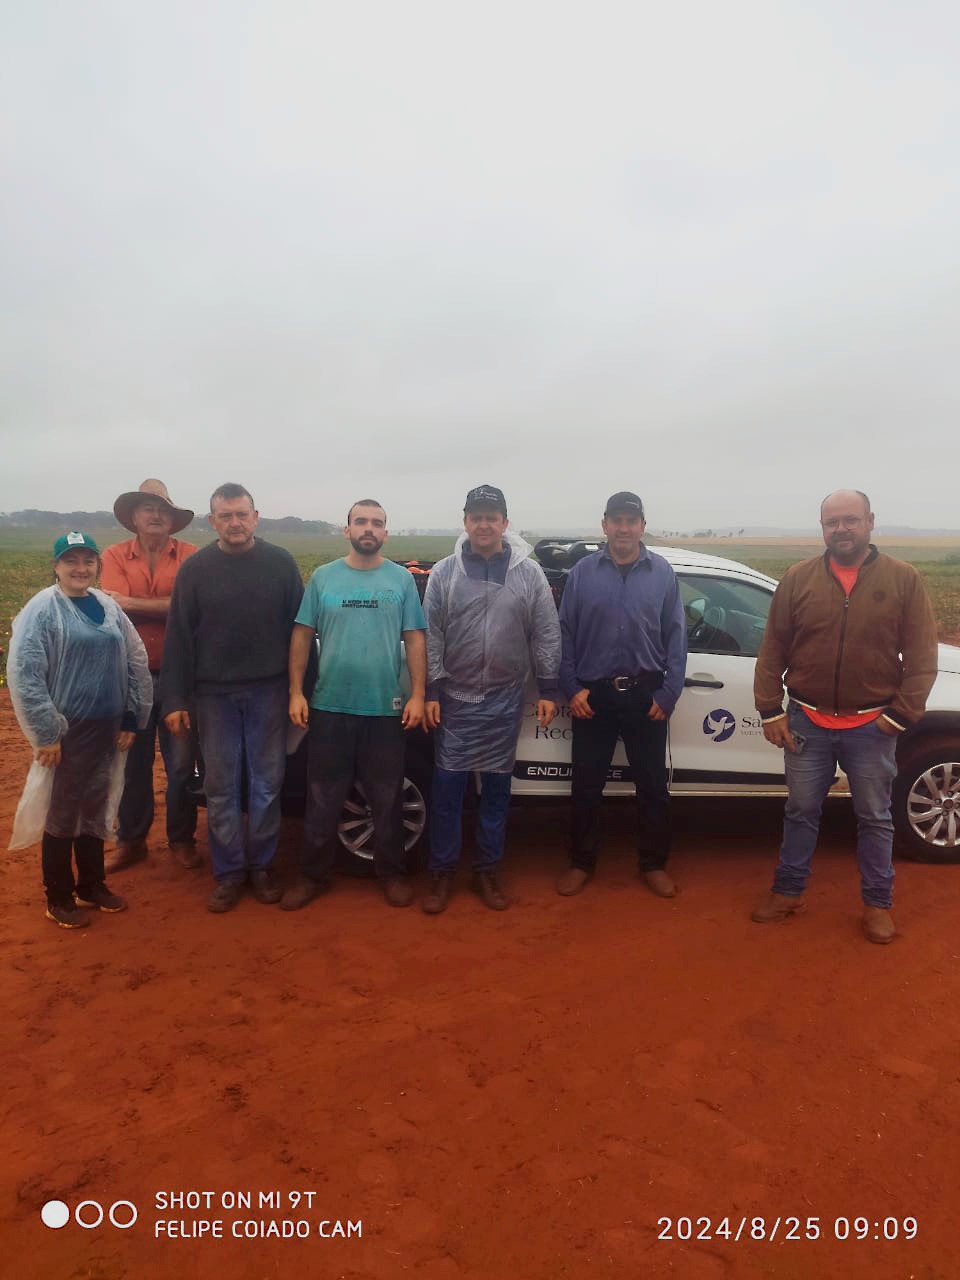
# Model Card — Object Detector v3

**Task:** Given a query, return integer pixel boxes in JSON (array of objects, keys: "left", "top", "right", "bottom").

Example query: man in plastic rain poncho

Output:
[{"left": 422, "top": 485, "right": 561, "bottom": 914}]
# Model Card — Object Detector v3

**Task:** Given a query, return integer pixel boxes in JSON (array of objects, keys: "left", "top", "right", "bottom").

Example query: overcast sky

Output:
[{"left": 2, "top": 0, "right": 957, "bottom": 531}]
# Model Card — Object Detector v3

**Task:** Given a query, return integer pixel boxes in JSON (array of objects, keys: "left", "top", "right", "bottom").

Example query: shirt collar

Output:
[
  {"left": 599, "top": 541, "right": 650, "bottom": 570},
  {"left": 463, "top": 541, "right": 510, "bottom": 562},
  {"left": 129, "top": 537, "right": 176, "bottom": 559}
]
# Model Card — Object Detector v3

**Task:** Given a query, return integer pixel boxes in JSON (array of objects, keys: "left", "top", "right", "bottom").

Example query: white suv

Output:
[{"left": 297, "top": 544, "right": 960, "bottom": 870}]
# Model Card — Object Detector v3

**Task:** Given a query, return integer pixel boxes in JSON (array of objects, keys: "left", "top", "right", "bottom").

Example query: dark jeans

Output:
[
  {"left": 300, "top": 710, "right": 407, "bottom": 882},
  {"left": 46, "top": 718, "right": 119, "bottom": 838},
  {"left": 195, "top": 679, "right": 288, "bottom": 882},
  {"left": 570, "top": 683, "right": 671, "bottom": 873},
  {"left": 429, "top": 768, "right": 513, "bottom": 873},
  {"left": 118, "top": 673, "right": 198, "bottom": 844},
  {"left": 42, "top": 833, "right": 105, "bottom": 906}
]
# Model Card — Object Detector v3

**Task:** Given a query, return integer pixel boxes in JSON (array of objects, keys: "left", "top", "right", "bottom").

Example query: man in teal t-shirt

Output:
[{"left": 282, "top": 499, "right": 427, "bottom": 910}]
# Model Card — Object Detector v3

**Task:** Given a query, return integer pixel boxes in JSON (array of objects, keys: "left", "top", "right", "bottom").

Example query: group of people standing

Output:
[{"left": 7, "top": 481, "right": 939, "bottom": 944}]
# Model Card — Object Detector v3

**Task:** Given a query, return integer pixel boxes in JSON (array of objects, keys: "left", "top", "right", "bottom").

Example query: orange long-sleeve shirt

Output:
[{"left": 100, "top": 537, "right": 197, "bottom": 671}]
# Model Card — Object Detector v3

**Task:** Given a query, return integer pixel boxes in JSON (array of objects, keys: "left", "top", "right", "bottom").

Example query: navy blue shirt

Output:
[
  {"left": 558, "top": 545, "right": 687, "bottom": 713},
  {"left": 461, "top": 542, "right": 510, "bottom": 585}
]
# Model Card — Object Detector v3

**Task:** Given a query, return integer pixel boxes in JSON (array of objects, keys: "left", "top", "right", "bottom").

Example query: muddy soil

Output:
[{"left": 1, "top": 689, "right": 958, "bottom": 1280}]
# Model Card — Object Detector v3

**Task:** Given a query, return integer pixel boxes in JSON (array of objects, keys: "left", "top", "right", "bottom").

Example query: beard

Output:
[{"left": 349, "top": 534, "right": 383, "bottom": 557}]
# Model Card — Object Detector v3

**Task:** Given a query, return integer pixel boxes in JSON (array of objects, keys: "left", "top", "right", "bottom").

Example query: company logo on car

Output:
[{"left": 703, "top": 709, "right": 736, "bottom": 742}]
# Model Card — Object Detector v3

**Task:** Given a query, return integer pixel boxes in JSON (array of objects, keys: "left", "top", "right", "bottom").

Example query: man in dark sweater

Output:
[{"left": 161, "top": 483, "right": 304, "bottom": 912}]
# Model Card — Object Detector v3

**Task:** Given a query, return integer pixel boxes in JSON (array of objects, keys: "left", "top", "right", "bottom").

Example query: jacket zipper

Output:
[
  {"left": 834, "top": 595, "right": 849, "bottom": 714},
  {"left": 830, "top": 557, "right": 869, "bottom": 714}
]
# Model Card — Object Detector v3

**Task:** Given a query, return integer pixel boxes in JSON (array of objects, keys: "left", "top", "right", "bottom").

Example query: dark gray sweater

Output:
[{"left": 160, "top": 539, "right": 303, "bottom": 708}]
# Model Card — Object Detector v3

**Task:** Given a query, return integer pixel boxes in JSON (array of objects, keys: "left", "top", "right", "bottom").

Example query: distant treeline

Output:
[{"left": 0, "top": 509, "right": 339, "bottom": 534}]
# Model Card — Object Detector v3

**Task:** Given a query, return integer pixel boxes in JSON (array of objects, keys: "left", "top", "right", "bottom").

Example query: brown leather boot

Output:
[
  {"left": 751, "top": 891, "right": 807, "bottom": 923},
  {"left": 473, "top": 870, "right": 508, "bottom": 911},
  {"left": 105, "top": 840, "right": 147, "bottom": 873},
  {"left": 557, "top": 866, "right": 591, "bottom": 896},
  {"left": 381, "top": 876, "right": 414, "bottom": 907},
  {"left": 863, "top": 906, "right": 895, "bottom": 944},
  {"left": 643, "top": 869, "right": 678, "bottom": 898},
  {"left": 169, "top": 841, "right": 201, "bottom": 869},
  {"left": 422, "top": 874, "right": 453, "bottom": 915}
]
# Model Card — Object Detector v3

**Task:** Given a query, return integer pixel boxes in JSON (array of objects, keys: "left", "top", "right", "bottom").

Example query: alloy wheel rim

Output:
[{"left": 907, "top": 762, "right": 960, "bottom": 847}]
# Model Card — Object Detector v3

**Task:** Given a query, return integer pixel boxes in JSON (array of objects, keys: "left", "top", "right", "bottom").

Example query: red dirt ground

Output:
[{"left": 1, "top": 687, "right": 958, "bottom": 1280}]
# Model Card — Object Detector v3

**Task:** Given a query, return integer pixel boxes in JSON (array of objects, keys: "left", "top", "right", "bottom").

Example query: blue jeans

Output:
[
  {"left": 118, "top": 674, "right": 198, "bottom": 844},
  {"left": 195, "top": 680, "right": 288, "bottom": 882},
  {"left": 774, "top": 702, "right": 898, "bottom": 908},
  {"left": 429, "top": 768, "right": 513, "bottom": 874}
]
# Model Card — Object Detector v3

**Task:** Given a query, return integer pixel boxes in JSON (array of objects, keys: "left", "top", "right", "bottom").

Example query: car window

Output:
[{"left": 678, "top": 573, "right": 773, "bottom": 657}]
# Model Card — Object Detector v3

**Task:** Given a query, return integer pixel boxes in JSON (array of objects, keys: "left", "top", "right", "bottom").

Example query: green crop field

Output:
[{"left": 2, "top": 530, "right": 958, "bottom": 684}]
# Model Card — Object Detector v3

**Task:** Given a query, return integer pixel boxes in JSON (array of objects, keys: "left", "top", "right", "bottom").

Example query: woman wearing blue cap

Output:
[{"left": 7, "top": 532, "right": 153, "bottom": 927}]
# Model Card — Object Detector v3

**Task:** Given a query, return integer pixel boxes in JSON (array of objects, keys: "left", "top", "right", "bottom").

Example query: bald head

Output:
[
  {"left": 820, "top": 490, "right": 875, "bottom": 566},
  {"left": 820, "top": 489, "right": 871, "bottom": 518}
]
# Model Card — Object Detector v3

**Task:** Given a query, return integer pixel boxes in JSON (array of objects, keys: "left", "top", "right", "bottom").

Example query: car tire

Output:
[
  {"left": 893, "top": 737, "right": 960, "bottom": 863},
  {"left": 335, "top": 761, "right": 431, "bottom": 877}
]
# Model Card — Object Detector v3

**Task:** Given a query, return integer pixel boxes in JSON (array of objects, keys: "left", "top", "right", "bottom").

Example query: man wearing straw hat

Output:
[{"left": 101, "top": 479, "right": 199, "bottom": 872}]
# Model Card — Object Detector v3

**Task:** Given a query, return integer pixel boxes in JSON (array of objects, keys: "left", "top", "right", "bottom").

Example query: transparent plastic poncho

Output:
[
  {"left": 7, "top": 586, "right": 153, "bottom": 848},
  {"left": 423, "top": 531, "right": 561, "bottom": 771}
]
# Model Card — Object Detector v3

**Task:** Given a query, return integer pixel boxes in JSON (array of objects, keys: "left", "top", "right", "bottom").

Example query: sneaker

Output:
[
  {"left": 45, "top": 901, "right": 90, "bottom": 929},
  {"left": 207, "top": 880, "right": 246, "bottom": 913},
  {"left": 279, "top": 876, "right": 331, "bottom": 912},
  {"left": 249, "top": 868, "right": 282, "bottom": 905},
  {"left": 105, "top": 840, "right": 147, "bottom": 873},
  {"left": 422, "top": 873, "right": 453, "bottom": 915},
  {"left": 751, "top": 891, "right": 807, "bottom": 923},
  {"left": 557, "top": 866, "right": 592, "bottom": 897},
  {"left": 381, "top": 876, "right": 414, "bottom": 908},
  {"left": 74, "top": 884, "right": 128, "bottom": 912},
  {"left": 863, "top": 906, "right": 895, "bottom": 944},
  {"left": 169, "top": 841, "right": 201, "bottom": 870},
  {"left": 472, "top": 869, "right": 508, "bottom": 911},
  {"left": 642, "top": 869, "right": 678, "bottom": 899}
]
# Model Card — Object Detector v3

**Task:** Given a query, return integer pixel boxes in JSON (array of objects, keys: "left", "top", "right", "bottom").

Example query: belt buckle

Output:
[{"left": 612, "top": 676, "right": 630, "bottom": 692}]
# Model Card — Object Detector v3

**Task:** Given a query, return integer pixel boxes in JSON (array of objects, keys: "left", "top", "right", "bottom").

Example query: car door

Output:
[{"left": 668, "top": 570, "right": 787, "bottom": 792}]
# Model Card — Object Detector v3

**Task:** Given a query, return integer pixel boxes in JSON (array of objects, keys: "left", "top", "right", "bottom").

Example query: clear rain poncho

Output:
[
  {"left": 424, "top": 531, "right": 561, "bottom": 772},
  {"left": 7, "top": 586, "right": 153, "bottom": 848}
]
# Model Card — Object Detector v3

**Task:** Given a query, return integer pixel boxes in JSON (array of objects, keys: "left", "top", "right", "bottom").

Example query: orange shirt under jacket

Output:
[
  {"left": 101, "top": 537, "right": 197, "bottom": 671},
  {"left": 801, "top": 558, "right": 879, "bottom": 731}
]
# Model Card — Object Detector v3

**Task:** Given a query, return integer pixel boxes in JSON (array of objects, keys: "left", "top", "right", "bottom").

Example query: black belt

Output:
[{"left": 586, "top": 672, "right": 663, "bottom": 694}]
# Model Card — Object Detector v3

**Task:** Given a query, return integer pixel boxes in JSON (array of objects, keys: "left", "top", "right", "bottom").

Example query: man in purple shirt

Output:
[{"left": 557, "top": 492, "right": 687, "bottom": 898}]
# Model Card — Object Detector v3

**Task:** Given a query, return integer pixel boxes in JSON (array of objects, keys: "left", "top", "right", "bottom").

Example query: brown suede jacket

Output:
[{"left": 754, "top": 547, "right": 939, "bottom": 730}]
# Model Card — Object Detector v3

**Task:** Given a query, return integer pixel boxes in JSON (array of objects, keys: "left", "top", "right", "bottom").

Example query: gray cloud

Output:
[{"left": 2, "top": 0, "right": 958, "bottom": 530}]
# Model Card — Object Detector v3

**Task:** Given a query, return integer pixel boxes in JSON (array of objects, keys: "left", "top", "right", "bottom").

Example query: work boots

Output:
[{"left": 751, "top": 891, "right": 807, "bottom": 923}]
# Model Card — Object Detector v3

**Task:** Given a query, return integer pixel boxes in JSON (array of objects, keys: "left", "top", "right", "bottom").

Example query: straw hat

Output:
[{"left": 113, "top": 479, "right": 194, "bottom": 534}]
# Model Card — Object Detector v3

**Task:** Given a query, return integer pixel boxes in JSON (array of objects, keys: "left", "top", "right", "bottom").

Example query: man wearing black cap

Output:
[
  {"left": 557, "top": 492, "right": 687, "bottom": 898},
  {"left": 101, "top": 479, "right": 199, "bottom": 873},
  {"left": 422, "top": 485, "right": 561, "bottom": 913}
]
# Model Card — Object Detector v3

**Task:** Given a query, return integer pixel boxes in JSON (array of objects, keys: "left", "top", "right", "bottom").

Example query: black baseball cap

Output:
[
  {"left": 464, "top": 484, "right": 507, "bottom": 515},
  {"left": 605, "top": 491, "right": 645, "bottom": 518}
]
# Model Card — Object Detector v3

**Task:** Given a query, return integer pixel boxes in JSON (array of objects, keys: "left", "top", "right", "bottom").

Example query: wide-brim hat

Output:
[{"left": 114, "top": 479, "right": 194, "bottom": 534}]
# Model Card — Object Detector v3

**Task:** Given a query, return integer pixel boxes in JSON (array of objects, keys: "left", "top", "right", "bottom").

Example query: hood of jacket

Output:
[{"left": 453, "top": 529, "right": 533, "bottom": 575}]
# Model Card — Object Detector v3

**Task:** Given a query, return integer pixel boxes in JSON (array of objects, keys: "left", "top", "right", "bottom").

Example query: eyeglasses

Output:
[{"left": 821, "top": 517, "right": 866, "bottom": 531}]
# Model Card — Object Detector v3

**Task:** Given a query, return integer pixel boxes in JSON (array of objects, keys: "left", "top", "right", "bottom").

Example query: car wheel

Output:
[
  {"left": 336, "top": 770, "right": 430, "bottom": 877},
  {"left": 893, "top": 738, "right": 960, "bottom": 863}
]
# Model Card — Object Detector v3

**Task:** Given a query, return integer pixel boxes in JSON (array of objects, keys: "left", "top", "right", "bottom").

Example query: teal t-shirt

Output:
[{"left": 296, "top": 559, "right": 426, "bottom": 716}]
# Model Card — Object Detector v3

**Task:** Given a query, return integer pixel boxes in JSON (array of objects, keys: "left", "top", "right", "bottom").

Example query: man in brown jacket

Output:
[{"left": 752, "top": 490, "right": 938, "bottom": 943}]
